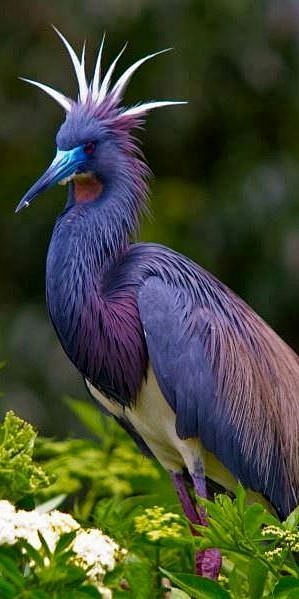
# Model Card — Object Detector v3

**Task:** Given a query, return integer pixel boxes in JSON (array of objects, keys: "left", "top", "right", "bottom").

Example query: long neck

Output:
[
  {"left": 66, "top": 152, "right": 149, "bottom": 270},
  {"left": 46, "top": 156, "right": 149, "bottom": 388}
]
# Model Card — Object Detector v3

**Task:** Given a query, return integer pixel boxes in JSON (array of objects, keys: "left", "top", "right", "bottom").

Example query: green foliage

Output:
[
  {"left": 34, "top": 398, "right": 160, "bottom": 520},
  {"left": 0, "top": 533, "right": 102, "bottom": 598},
  {"left": 184, "top": 485, "right": 299, "bottom": 598},
  {"left": 160, "top": 568, "right": 230, "bottom": 599},
  {"left": 94, "top": 495, "right": 193, "bottom": 598},
  {"left": 0, "top": 411, "right": 51, "bottom": 502},
  {"left": 134, "top": 505, "right": 185, "bottom": 541},
  {"left": 2, "top": 405, "right": 299, "bottom": 598}
]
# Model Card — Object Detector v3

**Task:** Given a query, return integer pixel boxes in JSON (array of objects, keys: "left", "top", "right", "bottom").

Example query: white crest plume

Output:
[{"left": 20, "top": 27, "right": 187, "bottom": 117}]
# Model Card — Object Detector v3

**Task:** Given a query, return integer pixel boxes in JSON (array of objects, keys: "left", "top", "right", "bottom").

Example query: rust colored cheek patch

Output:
[{"left": 74, "top": 173, "right": 103, "bottom": 203}]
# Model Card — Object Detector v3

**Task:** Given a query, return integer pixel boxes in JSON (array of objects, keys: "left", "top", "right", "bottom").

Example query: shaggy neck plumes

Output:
[
  {"left": 62, "top": 147, "right": 149, "bottom": 266},
  {"left": 46, "top": 151, "right": 149, "bottom": 392}
]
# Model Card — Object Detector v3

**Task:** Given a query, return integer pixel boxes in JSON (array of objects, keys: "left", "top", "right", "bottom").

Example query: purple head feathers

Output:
[{"left": 17, "top": 27, "right": 186, "bottom": 226}]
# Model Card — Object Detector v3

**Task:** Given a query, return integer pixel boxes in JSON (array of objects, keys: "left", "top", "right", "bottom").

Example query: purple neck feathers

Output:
[{"left": 46, "top": 155, "right": 149, "bottom": 404}]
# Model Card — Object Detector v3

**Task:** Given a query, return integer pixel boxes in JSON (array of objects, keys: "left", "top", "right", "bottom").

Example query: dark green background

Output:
[{"left": 1, "top": 0, "right": 299, "bottom": 435}]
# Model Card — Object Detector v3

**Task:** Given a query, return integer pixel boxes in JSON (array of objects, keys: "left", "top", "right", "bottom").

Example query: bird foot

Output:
[
  {"left": 195, "top": 548, "right": 222, "bottom": 579},
  {"left": 171, "top": 471, "right": 222, "bottom": 580}
]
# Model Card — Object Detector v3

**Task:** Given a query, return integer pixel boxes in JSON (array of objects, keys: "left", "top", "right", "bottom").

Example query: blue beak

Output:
[{"left": 16, "top": 146, "right": 85, "bottom": 213}]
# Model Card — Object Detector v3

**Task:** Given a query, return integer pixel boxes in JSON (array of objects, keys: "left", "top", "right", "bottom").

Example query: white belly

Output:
[
  {"left": 86, "top": 366, "right": 203, "bottom": 472},
  {"left": 86, "top": 367, "right": 241, "bottom": 496}
]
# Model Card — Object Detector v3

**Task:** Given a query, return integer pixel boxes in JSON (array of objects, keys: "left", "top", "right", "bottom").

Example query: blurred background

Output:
[{"left": 1, "top": 0, "right": 299, "bottom": 436}]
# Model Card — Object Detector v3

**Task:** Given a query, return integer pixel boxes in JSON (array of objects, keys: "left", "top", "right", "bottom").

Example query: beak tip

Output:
[
  {"left": 15, "top": 199, "right": 30, "bottom": 213},
  {"left": 15, "top": 146, "right": 85, "bottom": 215}
]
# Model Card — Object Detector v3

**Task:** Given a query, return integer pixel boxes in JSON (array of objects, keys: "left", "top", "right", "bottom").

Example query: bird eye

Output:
[{"left": 84, "top": 141, "right": 96, "bottom": 155}]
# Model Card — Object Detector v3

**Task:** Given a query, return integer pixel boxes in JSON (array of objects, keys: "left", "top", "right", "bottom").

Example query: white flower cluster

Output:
[
  {"left": 0, "top": 500, "right": 125, "bottom": 596},
  {"left": 0, "top": 500, "right": 79, "bottom": 550},
  {"left": 73, "top": 529, "right": 121, "bottom": 594}
]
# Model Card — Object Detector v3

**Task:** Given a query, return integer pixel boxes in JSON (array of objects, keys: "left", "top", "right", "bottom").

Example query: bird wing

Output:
[{"left": 137, "top": 275, "right": 292, "bottom": 517}]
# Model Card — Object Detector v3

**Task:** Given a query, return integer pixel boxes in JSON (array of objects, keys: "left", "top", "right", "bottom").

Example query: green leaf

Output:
[
  {"left": 123, "top": 555, "right": 153, "bottom": 599},
  {"left": 0, "top": 552, "right": 24, "bottom": 589},
  {"left": 228, "top": 564, "right": 247, "bottom": 598},
  {"left": 243, "top": 504, "right": 267, "bottom": 538},
  {"left": 37, "top": 531, "right": 52, "bottom": 560},
  {"left": 0, "top": 579, "right": 16, "bottom": 599},
  {"left": 19, "top": 539, "right": 45, "bottom": 568},
  {"left": 35, "top": 494, "right": 66, "bottom": 513},
  {"left": 273, "top": 577, "right": 299, "bottom": 598},
  {"left": 223, "top": 549, "right": 252, "bottom": 571},
  {"left": 64, "top": 397, "right": 109, "bottom": 440},
  {"left": 247, "top": 559, "right": 268, "bottom": 599},
  {"left": 171, "top": 589, "right": 192, "bottom": 599},
  {"left": 235, "top": 484, "right": 247, "bottom": 517},
  {"left": 284, "top": 507, "right": 299, "bottom": 531},
  {"left": 54, "top": 531, "right": 77, "bottom": 555},
  {"left": 201, "top": 518, "right": 233, "bottom": 546},
  {"left": 160, "top": 569, "right": 230, "bottom": 598}
]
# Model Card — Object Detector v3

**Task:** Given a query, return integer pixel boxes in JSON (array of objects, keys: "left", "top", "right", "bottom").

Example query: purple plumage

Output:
[{"left": 18, "top": 29, "right": 299, "bottom": 580}]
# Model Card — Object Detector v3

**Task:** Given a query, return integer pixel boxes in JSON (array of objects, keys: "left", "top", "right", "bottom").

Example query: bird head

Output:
[{"left": 16, "top": 28, "right": 186, "bottom": 213}]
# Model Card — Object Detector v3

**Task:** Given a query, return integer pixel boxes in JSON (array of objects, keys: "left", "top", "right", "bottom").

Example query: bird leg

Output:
[
  {"left": 171, "top": 471, "right": 222, "bottom": 579},
  {"left": 191, "top": 472, "right": 222, "bottom": 579}
]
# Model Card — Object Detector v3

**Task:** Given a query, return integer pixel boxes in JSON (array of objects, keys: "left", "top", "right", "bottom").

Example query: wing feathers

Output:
[{"left": 138, "top": 275, "right": 299, "bottom": 518}]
